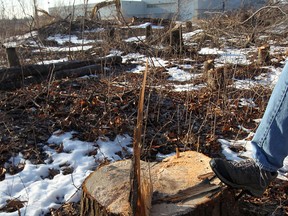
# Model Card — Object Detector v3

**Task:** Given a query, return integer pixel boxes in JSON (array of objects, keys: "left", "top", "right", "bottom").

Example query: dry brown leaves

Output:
[{"left": 0, "top": 14, "right": 288, "bottom": 215}]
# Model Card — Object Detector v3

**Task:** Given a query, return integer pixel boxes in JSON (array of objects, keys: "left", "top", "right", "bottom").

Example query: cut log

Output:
[
  {"left": 0, "top": 56, "right": 122, "bottom": 90},
  {"left": 80, "top": 151, "right": 239, "bottom": 216}
]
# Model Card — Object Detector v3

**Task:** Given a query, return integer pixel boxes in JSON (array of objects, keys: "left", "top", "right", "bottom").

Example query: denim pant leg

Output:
[{"left": 252, "top": 62, "right": 288, "bottom": 172}]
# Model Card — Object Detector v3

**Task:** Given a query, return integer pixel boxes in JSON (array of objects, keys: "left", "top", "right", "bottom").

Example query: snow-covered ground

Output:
[
  {"left": 1, "top": 23, "right": 288, "bottom": 216},
  {"left": 1, "top": 132, "right": 132, "bottom": 216}
]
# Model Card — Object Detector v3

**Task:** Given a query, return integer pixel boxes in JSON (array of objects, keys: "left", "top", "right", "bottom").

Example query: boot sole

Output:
[{"left": 209, "top": 159, "right": 263, "bottom": 197}]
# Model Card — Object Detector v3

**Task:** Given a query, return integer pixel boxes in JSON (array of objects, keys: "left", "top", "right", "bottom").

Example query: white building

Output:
[
  {"left": 48, "top": 0, "right": 267, "bottom": 21},
  {"left": 122, "top": 0, "right": 267, "bottom": 20}
]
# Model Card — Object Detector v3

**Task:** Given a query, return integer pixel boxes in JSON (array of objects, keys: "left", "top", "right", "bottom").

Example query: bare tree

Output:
[
  {"left": 0, "top": 0, "right": 5, "bottom": 19},
  {"left": 33, "top": 0, "right": 39, "bottom": 28}
]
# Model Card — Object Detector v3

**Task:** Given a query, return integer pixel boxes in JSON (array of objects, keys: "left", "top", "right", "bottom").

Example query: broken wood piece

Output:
[{"left": 80, "top": 151, "right": 239, "bottom": 216}]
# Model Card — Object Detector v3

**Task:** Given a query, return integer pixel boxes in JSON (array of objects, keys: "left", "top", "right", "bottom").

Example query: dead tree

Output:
[{"left": 33, "top": 0, "right": 40, "bottom": 28}]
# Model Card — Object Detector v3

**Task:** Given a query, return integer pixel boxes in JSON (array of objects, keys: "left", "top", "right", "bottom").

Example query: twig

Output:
[{"left": 239, "top": 6, "right": 287, "bottom": 25}]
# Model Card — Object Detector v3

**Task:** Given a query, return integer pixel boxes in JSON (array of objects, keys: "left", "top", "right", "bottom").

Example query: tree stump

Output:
[
  {"left": 107, "top": 27, "right": 115, "bottom": 42},
  {"left": 186, "top": 21, "right": 193, "bottom": 31},
  {"left": 170, "top": 24, "right": 183, "bottom": 54},
  {"left": 257, "top": 44, "right": 270, "bottom": 65},
  {"left": 5, "top": 47, "right": 21, "bottom": 68},
  {"left": 203, "top": 59, "right": 215, "bottom": 75},
  {"left": 145, "top": 24, "right": 152, "bottom": 41},
  {"left": 80, "top": 151, "right": 239, "bottom": 216}
]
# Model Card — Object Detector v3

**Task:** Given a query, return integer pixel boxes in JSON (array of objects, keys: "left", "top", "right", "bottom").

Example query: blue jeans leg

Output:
[{"left": 252, "top": 62, "right": 288, "bottom": 172}]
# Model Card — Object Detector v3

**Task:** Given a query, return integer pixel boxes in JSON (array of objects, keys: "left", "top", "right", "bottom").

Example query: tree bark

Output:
[{"left": 80, "top": 151, "right": 239, "bottom": 216}]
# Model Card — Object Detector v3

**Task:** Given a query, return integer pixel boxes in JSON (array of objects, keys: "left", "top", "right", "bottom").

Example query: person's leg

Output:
[
  {"left": 252, "top": 62, "right": 288, "bottom": 172},
  {"left": 210, "top": 62, "right": 288, "bottom": 197}
]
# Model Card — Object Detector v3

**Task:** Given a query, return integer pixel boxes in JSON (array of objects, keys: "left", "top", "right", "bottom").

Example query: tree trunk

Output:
[
  {"left": 80, "top": 151, "right": 239, "bottom": 216},
  {"left": 0, "top": 56, "right": 122, "bottom": 90}
]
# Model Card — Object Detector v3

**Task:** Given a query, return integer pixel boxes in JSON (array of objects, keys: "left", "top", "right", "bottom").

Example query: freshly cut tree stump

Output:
[{"left": 80, "top": 151, "right": 239, "bottom": 216}]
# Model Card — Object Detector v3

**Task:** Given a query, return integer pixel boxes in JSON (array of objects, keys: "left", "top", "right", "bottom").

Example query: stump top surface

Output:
[
  {"left": 151, "top": 151, "right": 215, "bottom": 194},
  {"left": 83, "top": 151, "right": 221, "bottom": 215}
]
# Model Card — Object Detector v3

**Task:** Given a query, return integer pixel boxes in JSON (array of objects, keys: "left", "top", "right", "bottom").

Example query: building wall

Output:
[
  {"left": 197, "top": 0, "right": 224, "bottom": 18},
  {"left": 121, "top": 1, "right": 146, "bottom": 17},
  {"left": 196, "top": 0, "right": 266, "bottom": 19},
  {"left": 123, "top": 0, "right": 266, "bottom": 21},
  {"left": 49, "top": 0, "right": 267, "bottom": 21},
  {"left": 178, "top": 0, "right": 197, "bottom": 21},
  {"left": 224, "top": 0, "right": 266, "bottom": 9},
  {"left": 122, "top": 0, "right": 177, "bottom": 19}
]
